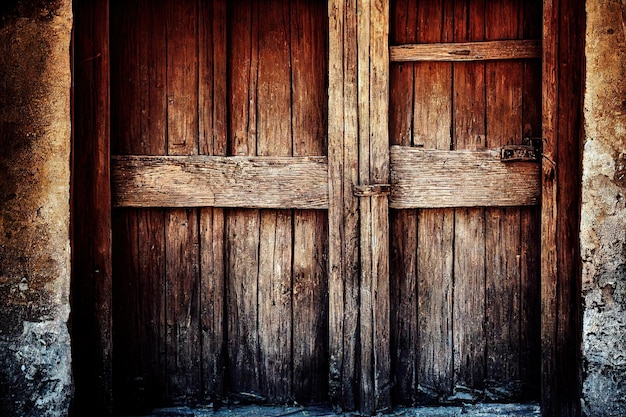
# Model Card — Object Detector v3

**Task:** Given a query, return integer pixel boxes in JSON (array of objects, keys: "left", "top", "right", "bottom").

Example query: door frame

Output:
[{"left": 70, "top": 0, "right": 584, "bottom": 415}]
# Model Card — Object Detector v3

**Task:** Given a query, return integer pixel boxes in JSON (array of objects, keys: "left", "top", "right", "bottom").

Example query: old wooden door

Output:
[
  {"left": 109, "top": 0, "right": 329, "bottom": 412},
  {"left": 388, "top": 0, "right": 542, "bottom": 406},
  {"left": 72, "top": 0, "right": 584, "bottom": 414}
]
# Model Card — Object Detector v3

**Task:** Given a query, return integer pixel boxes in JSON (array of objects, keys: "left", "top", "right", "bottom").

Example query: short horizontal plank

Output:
[
  {"left": 389, "top": 146, "right": 540, "bottom": 208},
  {"left": 390, "top": 40, "right": 541, "bottom": 62},
  {"left": 112, "top": 155, "right": 329, "bottom": 209}
]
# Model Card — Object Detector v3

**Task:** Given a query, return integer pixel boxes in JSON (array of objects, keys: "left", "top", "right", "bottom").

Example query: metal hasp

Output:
[{"left": 501, "top": 137, "right": 543, "bottom": 162}]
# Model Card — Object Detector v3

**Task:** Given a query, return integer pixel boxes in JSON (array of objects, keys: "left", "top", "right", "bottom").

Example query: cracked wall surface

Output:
[
  {"left": 582, "top": 0, "right": 626, "bottom": 416},
  {"left": 0, "top": 0, "right": 73, "bottom": 416}
]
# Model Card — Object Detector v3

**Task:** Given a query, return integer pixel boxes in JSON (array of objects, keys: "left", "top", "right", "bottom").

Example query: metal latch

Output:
[{"left": 501, "top": 137, "right": 542, "bottom": 162}]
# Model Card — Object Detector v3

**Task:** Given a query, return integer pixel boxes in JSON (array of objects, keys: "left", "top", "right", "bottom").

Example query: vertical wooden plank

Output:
[
  {"left": 417, "top": 208, "right": 454, "bottom": 401},
  {"left": 554, "top": 0, "right": 583, "bottom": 415},
  {"left": 451, "top": 0, "right": 486, "bottom": 402},
  {"left": 414, "top": 0, "right": 454, "bottom": 402},
  {"left": 328, "top": 0, "right": 347, "bottom": 407},
  {"left": 369, "top": 0, "right": 391, "bottom": 412},
  {"left": 327, "top": 0, "right": 361, "bottom": 409},
  {"left": 199, "top": 0, "right": 227, "bottom": 400},
  {"left": 291, "top": 0, "right": 329, "bottom": 403},
  {"left": 357, "top": 0, "right": 375, "bottom": 412},
  {"left": 328, "top": 0, "right": 361, "bottom": 409},
  {"left": 110, "top": 0, "right": 168, "bottom": 410},
  {"left": 226, "top": 210, "right": 261, "bottom": 396},
  {"left": 484, "top": 0, "right": 523, "bottom": 399},
  {"left": 137, "top": 209, "right": 167, "bottom": 405},
  {"left": 257, "top": 209, "right": 292, "bottom": 402},
  {"left": 165, "top": 209, "right": 201, "bottom": 402},
  {"left": 451, "top": 208, "right": 485, "bottom": 400},
  {"left": 71, "top": 0, "right": 112, "bottom": 414},
  {"left": 256, "top": 0, "right": 293, "bottom": 402},
  {"left": 166, "top": 0, "right": 198, "bottom": 156},
  {"left": 111, "top": 210, "right": 140, "bottom": 413},
  {"left": 520, "top": 0, "right": 542, "bottom": 399},
  {"left": 541, "top": 0, "right": 559, "bottom": 412},
  {"left": 227, "top": 0, "right": 261, "bottom": 397},
  {"left": 389, "top": 0, "right": 418, "bottom": 405},
  {"left": 164, "top": 0, "right": 200, "bottom": 402}
]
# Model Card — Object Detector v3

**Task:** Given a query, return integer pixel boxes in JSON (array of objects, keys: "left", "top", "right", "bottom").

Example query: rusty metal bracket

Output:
[
  {"left": 501, "top": 137, "right": 543, "bottom": 162},
  {"left": 353, "top": 184, "right": 391, "bottom": 197}
]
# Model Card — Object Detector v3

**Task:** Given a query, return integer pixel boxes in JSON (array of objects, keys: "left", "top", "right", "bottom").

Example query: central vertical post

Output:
[{"left": 328, "top": 0, "right": 391, "bottom": 414}]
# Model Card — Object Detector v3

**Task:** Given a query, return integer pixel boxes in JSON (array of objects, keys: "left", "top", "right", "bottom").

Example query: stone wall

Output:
[
  {"left": 0, "top": 1, "right": 73, "bottom": 416},
  {"left": 581, "top": 1, "right": 626, "bottom": 416}
]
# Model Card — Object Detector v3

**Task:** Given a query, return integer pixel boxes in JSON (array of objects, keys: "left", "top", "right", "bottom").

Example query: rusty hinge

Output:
[{"left": 501, "top": 137, "right": 543, "bottom": 162}]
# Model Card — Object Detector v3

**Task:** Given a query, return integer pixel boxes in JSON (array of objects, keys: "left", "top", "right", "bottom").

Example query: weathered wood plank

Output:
[
  {"left": 484, "top": 0, "right": 523, "bottom": 399},
  {"left": 389, "top": 0, "right": 418, "bottom": 405},
  {"left": 417, "top": 208, "right": 454, "bottom": 400},
  {"left": 291, "top": 0, "right": 329, "bottom": 403},
  {"left": 164, "top": 0, "right": 201, "bottom": 403},
  {"left": 389, "top": 147, "right": 541, "bottom": 208},
  {"left": 166, "top": 0, "right": 198, "bottom": 156},
  {"left": 198, "top": 0, "right": 227, "bottom": 400},
  {"left": 137, "top": 209, "right": 167, "bottom": 405},
  {"left": 357, "top": 0, "right": 375, "bottom": 412},
  {"left": 413, "top": 0, "right": 454, "bottom": 402},
  {"left": 226, "top": 209, "right": 261, "bottom": 396},
  {"left": 111, "top": 155, "right": 329, "bottom": 209},
  {"left": 452, "top": 208, "right": 485, "bottom": 399},
  {"left": 390, "top": 39, "right": 541, "bottom": 62},
  {"left": 257, "top": 209, "right": 292, "bottom": 402},
  {"left": 226, "top": 0, "right": 261, "bottom": 399},
  {"left": 519, "top": 0, "right": 542, "bottom": 398},
  {"left": 328, "top": 0, "right": 360, "bottom": 409},
  {"left": 165, "top": 208, "right": 201, "bottom": 402},
  {"left": 256, "top": 0, "right": 293, "bottom": 402},
  {"left": 450, "top": 1, "right": 486, "bottom": 401}
]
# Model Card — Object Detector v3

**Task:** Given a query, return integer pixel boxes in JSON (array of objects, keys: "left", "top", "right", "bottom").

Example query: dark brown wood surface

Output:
[
  {"left": 72, "top": 0, "right": 113, "bottom": 415},
  {"left": 388, "top": 0, "right": 542, "bottom": 405},
  {"left": 109, "top": 0, "right": 329, "bottom": 410},
  {"left": 73, "top": 0, "right": 582, "bottom": 414}
]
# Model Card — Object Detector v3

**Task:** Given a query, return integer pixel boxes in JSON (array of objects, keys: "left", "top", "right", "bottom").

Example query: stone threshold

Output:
[{"left": 119, "top": 403, "right": 541, "bottom": 417}]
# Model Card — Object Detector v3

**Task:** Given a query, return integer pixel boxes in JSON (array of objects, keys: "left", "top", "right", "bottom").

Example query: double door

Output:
[{"left": 107, "top": 0, "right": 541, "bottom": 413}]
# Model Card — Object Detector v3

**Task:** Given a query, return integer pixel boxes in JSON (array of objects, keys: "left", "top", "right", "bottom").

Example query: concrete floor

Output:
[{"left": 121, "top": 403, "right": 541, "bottom": 417}]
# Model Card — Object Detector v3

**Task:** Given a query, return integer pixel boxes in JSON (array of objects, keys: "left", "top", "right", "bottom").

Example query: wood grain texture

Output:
[
  {"left": 417, "top": 208, "right": 454, "bottom": 400},
  {"left": 484, "top": 0, "right": 523, "bottom": 400},
  {"left": 226, "top": 0, "right": 262, "bottom": 399},
  {"left": 290, "top": 0, "right": 329, "bottom": 404},
  {"left": 71, "top": 0, "right": 113, "bottom": 414},
  {"left": 389, "top": 146, "right": 541, "bottom": 208},
  {"left": 112, "top": 155, "right": 329, "bottom": 209},
  {"left": 198, "top": 0, "right": 227, "bottom": 400},
  {"left": 256, "top": 2, "right": 293, "bottom": 401},
  {"left": 390, "top": 40, "right": 541, "bottom": 62},
  {"left": 389, "top": 0, "right": 418, "bottom": 405},
  {"left": 450, "top": 1, "right": 486, "bottom": 402},
  {"left": 328, "top": 0, "right": 360, "bottom": 409}
]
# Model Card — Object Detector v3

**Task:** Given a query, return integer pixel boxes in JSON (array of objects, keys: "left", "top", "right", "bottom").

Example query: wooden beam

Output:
[
  {"left": 112, "top": 155, "right": 329, "bottom": 209},
  {"left": 390, "top": 39, "right": 541, "bottom": 62},
  {"left": 389, "top": 146, "right": 541, "bottom": 208}
]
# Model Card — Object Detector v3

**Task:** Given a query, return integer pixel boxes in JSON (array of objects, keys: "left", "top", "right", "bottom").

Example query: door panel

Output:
[
  {"left": 110, "top": 0, "right": 329, "bottom": 412},
  {"left": 389, "top": 0, "right": 541, "bottom": 405}
]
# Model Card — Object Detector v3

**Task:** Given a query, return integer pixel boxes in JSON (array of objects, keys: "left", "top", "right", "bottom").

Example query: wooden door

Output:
[
  {"left": 72, "top": 0, "right": 584, "bottom": 415},
  {"left": 388, "top": 0, "right": 542, "bottom": 405},
  {"left": 109, "top": 0, "right": 329, "bottom": 412}
]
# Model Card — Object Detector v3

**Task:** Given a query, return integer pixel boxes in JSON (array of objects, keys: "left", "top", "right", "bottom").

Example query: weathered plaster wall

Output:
[
  {"left": 0, "top": 1, "right": 73, "bottom": 416},
  {"left": 582, "top": 1, "right": 626, "bottom": 416}
]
